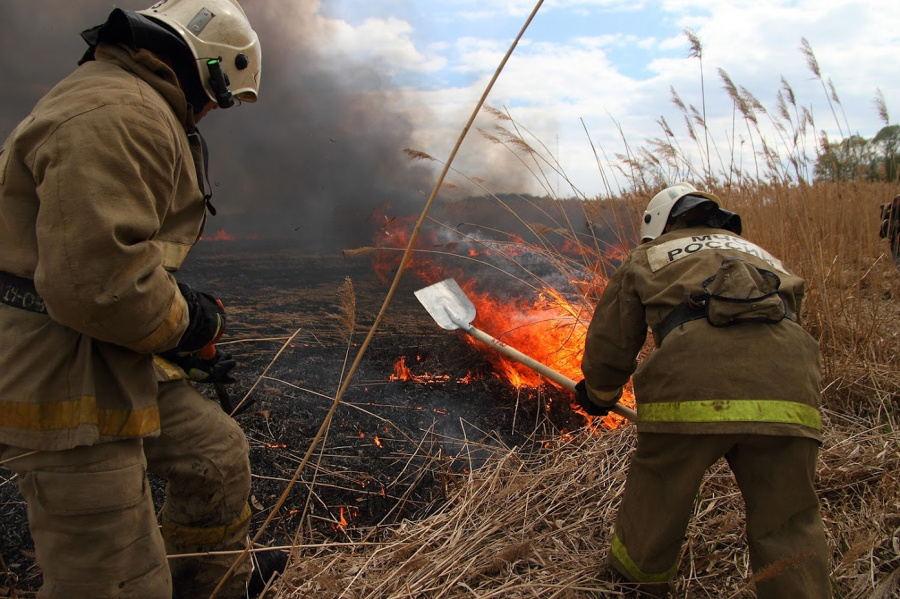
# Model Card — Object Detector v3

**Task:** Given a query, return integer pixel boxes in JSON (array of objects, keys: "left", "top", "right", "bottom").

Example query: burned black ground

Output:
[{"left": 0, "top": 240, "right": 584, "bottom": 595}]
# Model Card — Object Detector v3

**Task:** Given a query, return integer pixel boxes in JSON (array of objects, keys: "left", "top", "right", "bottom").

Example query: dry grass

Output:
[{"left": 268, "top": 407, "right": 897, "bottom": 599}]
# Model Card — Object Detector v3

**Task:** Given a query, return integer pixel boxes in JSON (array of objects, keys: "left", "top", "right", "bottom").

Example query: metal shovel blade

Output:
[{"left": 413, "top": 278, "right": 476, "bottom": 331}]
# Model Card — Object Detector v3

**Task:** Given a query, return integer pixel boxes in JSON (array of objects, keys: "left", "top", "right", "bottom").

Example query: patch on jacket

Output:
[{"left": 647, "top": 234, "right": 787, "bottom": 274}]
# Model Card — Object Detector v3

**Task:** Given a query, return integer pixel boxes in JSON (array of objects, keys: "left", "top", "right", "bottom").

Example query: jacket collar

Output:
[{"left": 93, "top": 43, "right": 198, "bottom": 132}]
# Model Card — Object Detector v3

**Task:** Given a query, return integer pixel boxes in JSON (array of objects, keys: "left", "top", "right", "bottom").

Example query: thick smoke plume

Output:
[{"left": 0, "top": 1, "right": 438, "bottom": 251}]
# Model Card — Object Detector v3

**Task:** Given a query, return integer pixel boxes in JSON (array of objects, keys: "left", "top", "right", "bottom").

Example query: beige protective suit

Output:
[
  {"left": 0, "top": 43, "right": 251, "bottom": 598},
  {"left": 581, "top": 226, "right": 830, "bottom": 598}
]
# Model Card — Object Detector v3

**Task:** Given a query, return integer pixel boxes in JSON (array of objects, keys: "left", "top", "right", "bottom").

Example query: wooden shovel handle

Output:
[{"left": 466, "top": 326, "right": 638, "bottom": 421}]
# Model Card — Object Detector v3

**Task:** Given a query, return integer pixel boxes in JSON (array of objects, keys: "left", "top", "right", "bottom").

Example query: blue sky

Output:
[
  {"left": 306, "top": 0, "right": 900, "bottom": 197},
  {"left": 322, "top": 1, "right": 672, "bottom": 86}
]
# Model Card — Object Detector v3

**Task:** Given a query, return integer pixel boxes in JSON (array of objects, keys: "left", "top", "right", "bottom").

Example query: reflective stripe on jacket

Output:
[{"left": 581, "top": 227, "right": 822, "bottom": 440}]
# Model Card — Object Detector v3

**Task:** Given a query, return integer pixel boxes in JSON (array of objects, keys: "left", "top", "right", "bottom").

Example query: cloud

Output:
[
  {"left": 383, "top": 0, "right": 900, "bottom": 195},
  {"left": 3, "top": 0, "right": 898, "bottom": 214}
]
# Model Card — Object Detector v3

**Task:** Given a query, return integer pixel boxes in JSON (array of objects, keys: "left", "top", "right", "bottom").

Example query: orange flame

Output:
[
  {"left": 389, "top": 355, "right": 473, "bottom": 384},
  {"left": 463, "top": 282, "right": 589, "bottom": 388},
  {"left": 371, "top": 208, "right": 635, "bottom": 430},
  {"left": 201, "top": 228, "right": 237, "bottom": 241}
]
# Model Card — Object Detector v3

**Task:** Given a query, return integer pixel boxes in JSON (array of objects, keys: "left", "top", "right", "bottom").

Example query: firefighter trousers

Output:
[
  {"left": 609, "top": 432, "right": 831, "bottom": 599},
  {"left": 0, "top": 379, "right": 252, "bottom": 599}
]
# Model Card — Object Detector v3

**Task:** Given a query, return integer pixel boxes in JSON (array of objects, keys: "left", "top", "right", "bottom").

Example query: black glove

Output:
[
  {"left": 173, "top": 283, "right": 226, "bottom": 353},
  {"left": 161, "top": 348, "right": 237, "bottom": 384},
  {"left": 574, "top": 380, "right": 612, "bottom": 417}
]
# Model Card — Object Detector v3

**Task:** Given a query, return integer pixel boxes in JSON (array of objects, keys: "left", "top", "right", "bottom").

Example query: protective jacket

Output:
[
  {"left": 0, "top": 43, "right": 209, "bottom": 451},
  {"left": 581, "top": 226, "right": 822, "bottom": 441}
]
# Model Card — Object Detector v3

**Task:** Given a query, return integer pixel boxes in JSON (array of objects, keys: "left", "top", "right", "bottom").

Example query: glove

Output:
[
  {"left": 161, "top": 348, "right": 237, "bottom": 384},
  {"left": 173, "top": 283, "right": 226, "bottom": 353},
  {"left": 574, "top": 380, "right": 612, "bottom": 417}
]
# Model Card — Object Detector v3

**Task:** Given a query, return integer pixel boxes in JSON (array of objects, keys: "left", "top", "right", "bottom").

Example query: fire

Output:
[
  {"left": 200, "top": 228, "right": 237, "bottom": 241},
  {"left": 463, "top": 282, "right": 589, "bottom": 387},
  {"left": 330, "top": 506, "right": 359, "bottom": 532},
  {"left": 389, "top": 355, "right": 473, "bottom": 385},
  {"left": 390, "top": 355, "right": 414, "bottom": 381},
  {"left": 581, "top": 385, "right": 637, "bottom": 432},
  {"left": 373, "top": 435, "right": 383, "bottom": 448},
  {"left": 370, "top": 207, "right": 636, "bottom": 430}
]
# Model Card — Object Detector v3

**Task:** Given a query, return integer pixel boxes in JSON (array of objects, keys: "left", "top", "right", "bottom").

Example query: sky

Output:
[
  {"left": 1, "top": 0, "right": 898, "bottom": 245},
  {"left": 316, "top": 0, "right": 900, "bottom": 196}
]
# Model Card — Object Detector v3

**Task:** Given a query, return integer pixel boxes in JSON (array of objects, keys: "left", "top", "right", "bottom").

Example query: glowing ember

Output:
[{"left": 389, "top": 355, "right": 474, "bottom": 385}]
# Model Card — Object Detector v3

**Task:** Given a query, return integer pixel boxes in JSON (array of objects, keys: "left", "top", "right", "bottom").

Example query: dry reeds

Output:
[
  {"left": 274, "top": 428, "right": 637, "bottom": 598},
  {"left": 269, "top": 404, "right": 897, "bottom": 598}
]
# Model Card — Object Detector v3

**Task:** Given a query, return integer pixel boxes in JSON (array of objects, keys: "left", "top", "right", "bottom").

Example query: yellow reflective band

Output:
[
  {"left": 612, "top": 533, "right": 678, "bottom": 583},
  {"left": 0, "top": 397, "right": 160, "bottom": 437},
  {"left": 153, "top": 355, "right": 187, "bottom": 381},
  {"left": 162, "top": 503, "right": 252, "bottom": 548},
  {"left": 638, "top": 399, "right": 821, "bottom": 430}
]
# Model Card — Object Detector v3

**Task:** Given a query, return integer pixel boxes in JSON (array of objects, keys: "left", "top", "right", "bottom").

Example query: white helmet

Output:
[
  {"left": 640, "top": 183, "right": 720, "bottom": 242},
  {"left": 139, "top": 0, "right": 261, "bottom": 108}
]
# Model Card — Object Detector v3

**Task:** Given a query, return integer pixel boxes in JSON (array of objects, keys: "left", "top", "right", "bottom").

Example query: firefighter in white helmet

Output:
[
  {"left": 0, "top": 1, "right": 284, "bottom": 597},
  {"left": 575, "top": 183, "right": 831, "bottom": 598}
]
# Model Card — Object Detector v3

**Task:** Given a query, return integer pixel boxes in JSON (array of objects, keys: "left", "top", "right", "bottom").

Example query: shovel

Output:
[{"left": 414, "top": 278, "right": 637, "bottom": 421}]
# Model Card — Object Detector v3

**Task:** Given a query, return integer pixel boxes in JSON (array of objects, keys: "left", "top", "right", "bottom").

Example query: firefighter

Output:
[
  {"left": 0, "top": 1, "right": 283, "bottom": 597},
  {"left": 575, "top": 183, "right": 831, "bottom": 598}
]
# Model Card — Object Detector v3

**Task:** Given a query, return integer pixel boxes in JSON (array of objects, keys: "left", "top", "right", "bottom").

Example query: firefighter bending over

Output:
[
  {"left": 574, "top": 183, "right": 831, "bottom": 598},
  {"left": 0, "top": 1, "right": 284, "bottom": 597}
]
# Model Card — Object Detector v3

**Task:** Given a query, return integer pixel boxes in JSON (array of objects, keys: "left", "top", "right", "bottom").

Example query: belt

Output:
[
  {"left": 655, "top": 292, "right": 796, "bottom": 347},
  {"left": 0, "top": 271, "right": 48, "bottom": 314}
]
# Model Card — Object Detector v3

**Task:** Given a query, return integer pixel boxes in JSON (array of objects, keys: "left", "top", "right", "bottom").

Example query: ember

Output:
[{"left": 390, "top": 355, "right": 478, "bottom": 385}]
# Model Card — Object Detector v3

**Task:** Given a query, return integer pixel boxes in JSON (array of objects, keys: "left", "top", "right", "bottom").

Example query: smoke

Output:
[{"left": 0, "top": 0, "right": 440, "bottom": 251}]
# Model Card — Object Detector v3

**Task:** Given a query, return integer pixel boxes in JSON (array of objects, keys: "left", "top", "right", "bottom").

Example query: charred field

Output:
[{"left": 0, "top": 238, "right": 586, "bottom": 594}]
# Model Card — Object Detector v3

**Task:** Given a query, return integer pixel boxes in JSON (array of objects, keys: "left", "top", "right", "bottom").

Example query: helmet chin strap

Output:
[{"left": 193, "top": 130, "right": 217, "bottom": 216}]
